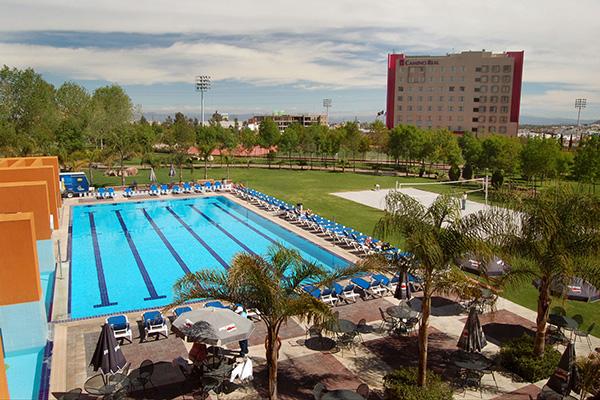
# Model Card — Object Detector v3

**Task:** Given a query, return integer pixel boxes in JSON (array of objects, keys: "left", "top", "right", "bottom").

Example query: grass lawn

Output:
[{"left": 90, "top": 166, "right": 599, "bottom": 335}]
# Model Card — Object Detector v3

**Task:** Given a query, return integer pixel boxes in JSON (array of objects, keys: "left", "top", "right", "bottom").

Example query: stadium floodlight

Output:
[
  {"left": 195, "top": 75, "right": 211, "bottom": 126},
  {"left": 323, "top": 98, "right": 332, "bottom": 117},
  {"left": 575, "top": 98, "right": 587, "bottom": 127}
]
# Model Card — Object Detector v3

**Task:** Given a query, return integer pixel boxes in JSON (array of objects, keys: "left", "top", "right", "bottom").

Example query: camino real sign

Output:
[{"left": 399, "top": 59, "right": 440, "bottom": 66}]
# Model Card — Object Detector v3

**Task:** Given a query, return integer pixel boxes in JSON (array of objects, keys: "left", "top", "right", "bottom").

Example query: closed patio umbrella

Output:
[
  {"left": 457, "top": 307, "right": 487, "bottom": 352},
  {"left": 169, "top": 163, "right": 176, "bottom": 177},
  {"left": 171, "top": 307, "right": 255, "bottom": 346},
  {"left": 546, "top": 342, "right": 580, "bottom": 396},
  {"left": 149, "top": 167, "right": 157, "bottom": 182},
  {"left": 89, "top": 323, "right": 127, "bottom": 375}
]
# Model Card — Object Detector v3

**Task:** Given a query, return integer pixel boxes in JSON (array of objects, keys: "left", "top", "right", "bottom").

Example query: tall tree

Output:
[
  {"left": 89, "top": 85, "right": 133, "bottom": 149},
  {"left": 492, "top": 186, "right": 600, "bottom": 356},
  {"left": 172, "top": 245, "right": 370, "bottom": 400},
  {"left": 342, "top": 122, "right": 361, "bottom": 172},
  {"left": 164, "top": 112, "right": 195, "bottom": 181},
  {"left": 279, "top": 123, "right": 301, "bottom": 168},
  {"left": 55, "top": 82, "right": 92, "bottom": 157},
  {"left": 458, "top": 132, "right": 483, "bottom": 174},
  {"left": 258, "top": 118, "right": 280, "bottom": 168},
  {"left": 196, "top": 124, "right": 219, "bottom": 179},
  {"left": 479, "top": 134, "right": 521, "bottom": 176},
  {"left": 573, "top": 135, "right": 600, "bottom": 192},
  {"left": 106, "top": 126, "right": 139, "bottom": 186},
  {"left": 375, "top": 192, "right": 489, "bottom": 386},
  {"left": 239, "top": 127, "right": 257, "bottom": 168},
  {"left": 520, "top": 137, "right": 563, "bottom": 187},
  {"left": 217, "top": 127, "right": 238, "bottom": 179}
]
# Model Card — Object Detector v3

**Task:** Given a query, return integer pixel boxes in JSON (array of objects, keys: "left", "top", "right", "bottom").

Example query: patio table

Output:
[
  {"left": 326, "top": 319, "right": 357, "bottom": 334},
  {"left": 386, "top": 305, "right": 418, "bottom": 320},
  {"left": 85, "top": 373, "right": 130, "bottom": 398},
  {"left": 321, "top": 389, "right": 366, "bottom": 400}
]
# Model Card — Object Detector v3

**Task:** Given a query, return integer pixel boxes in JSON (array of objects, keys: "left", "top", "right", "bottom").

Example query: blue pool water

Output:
[
  {"left": 69, "top": 196, "right": 349, "bottom": 319},
  {"left": 5, "top": 346, "right": 45, "bottom": 399}
]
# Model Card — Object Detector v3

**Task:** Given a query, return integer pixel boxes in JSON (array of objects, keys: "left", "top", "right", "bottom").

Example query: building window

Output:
[
  {"left": 458, "top": 106, "right": 464, "bottom": 112},
  {"left": 480, "top": 86, "right": 488, "bottom": 93},
  {"left": 397, "top": 96, "right": 403, "bottom": 101},
  {"left": 479, "top": 116, "right": 486, "bottom": 123},
  {"left": 408, "top": 96, "right": 413, "bottom": 101},
  {"left": 449, "top": 86, "right": 455, "bottom": 91},
  {"left": 472, "top": 117, "right": 479, "bottom": 122},
  {"left": 475, "top": 77, "right": 481, "bottom": 82},
  {"left": 450, "top": 76, "right": 454, "bottom": 82},
  {"left": 479, "top": 106, "right": 487, "bottom": 112},
  {"left": 428, "top": 96, "right": 433, "bottom": 101},
  {"left": 492, "top": 65, "right": 500, "bottom": 73},
  {"left": 500, "top": 116, "right": 508, "bottom": 123},
  {"left": 480, "top": 96, "right": 487, "bottom": 102},
  {"left": 503, "top": 65, "right": 512, "bottom": 73},
  {"left": 408, "top": 105, "right": 413, "bottom": 111},
  {"left": 398, "top": 77, "right": 403, "bottom": 83},
  {"left": 458, "top": 116, "right": 464, "bottom": 121},
  {"left": 492, "top": 75, "right": 500, "bottom": 83},
  {"left": 490, "top": 106, "right": 497, "bottom": 113},
  {"left": 491, "top": 85, "right": 499, "bottom": 93},
  {"left": 451, "top": 66, "right": 456, "bottom": 72},
  {"left": 441, "top": 76, "right": 445, "bottom": 82},
  {"left": 501, "top": 106, "right": 509, "bottom": 113},
  {"left": 418, "top": 86, "right": 423, "bottom": 92},
  {"left": 417, "top": 105, "right": 422, "bottom": 111},
  {"left": 440, "top": 66, "right": 445, "bottom": 73},
  {"left": 474, "top": 97, "right": 480, "bottom": 102},
  {"left": 475, "top": 67, "right": 482, "bottom": 72},
  {"left": 461, "top": 66, "right": 465, "bottom": 72},
  {"left": 490, "top": 96, "right": 498, "bottom": 103},
  {"left": 398, "top": 86, "right": 404, "bottom": 92},
  {"left": 408, "top": 87, "right": 412, "bottom": 92},
  {"left": 481, "top": 65, "right": 489, "bottom": 73},
  {"left": 459, "top": 96, "right": 464, "bottom": 102},
  {"left": 489, "top": 126, "right": 496, "bottom": 132},
  {"left": 438, "top": 106, "right": 443, "bottom": 112},
  {"left": 499, "top": 126, "right": 507, "bottom": 133},
  {"left": 503, "top": 75, "right": 511, "bottom": 83},
  {"left": 398, "top": 105, "right": 402, "bottom": 111},
  {"left": 448, "top": 106, "right": 454, "bottom": 112},
  {"left": 459, "top": 86, "right": 465, "bottom": 91},
  {"left": 428, "top": 106, "right": 432, "bottom": 111},
  {"left": 481, "top": 76, "right": 489, "bottom": 83},
  {"left": 449, "top": 96, "right": 454, "bottom": 102},
  {"left": 502, "top": 86, "right": 510, "bottom": 93},
  {"left": 439, "top": 96, "right": 444, "bottom": 101},
  {"left": 489, "top": 116, "right": 497, "bottom": 123},
  {"left": 472, "top": 127, "right": 478, "bottom": 132},
  {"left": 501, "top": 96, "right": 509, "bottom": 103},
  {"left": 473, "top": 108, "right": 479, "bottom": 112}
]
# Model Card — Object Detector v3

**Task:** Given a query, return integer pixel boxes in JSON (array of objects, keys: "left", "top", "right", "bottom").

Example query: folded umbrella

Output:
[
  {"left": 458, "top": 306, "right": 487, "bottom": 352},
  {"left": 89, "top": 323, "right": 127, "bottom": 375}
]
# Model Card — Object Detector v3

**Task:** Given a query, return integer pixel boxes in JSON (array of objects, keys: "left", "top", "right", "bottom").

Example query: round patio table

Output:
[
  {"left": 548, "top": 314, "right": 578, "bottom": 331},
  {"left": 326, "top": 319, "right": 357, "bottom": 334},
  {"left": 454, "top": 357, "right": 492, "bottom": 371},
  {"left": 85, "top": 373, "right": 129, "bottom": 397},
  {"left": 321, "top": 389, "right": 365, "bottom": 400},
  {"left": 386, "top": 305, "right": 418, "bottom": 320}
]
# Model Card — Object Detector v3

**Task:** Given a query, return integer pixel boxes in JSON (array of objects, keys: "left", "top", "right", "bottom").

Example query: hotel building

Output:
[
  {"left": 386, "top": 50, "right": 524, "bottom": 136},
  {"left": 248, "top": 113, "right": 328, "bottom": 132}
]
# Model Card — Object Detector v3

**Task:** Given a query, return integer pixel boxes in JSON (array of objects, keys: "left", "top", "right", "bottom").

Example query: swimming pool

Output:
[{"left": 69, "top": 195, "right": 349, "bottom": 319}]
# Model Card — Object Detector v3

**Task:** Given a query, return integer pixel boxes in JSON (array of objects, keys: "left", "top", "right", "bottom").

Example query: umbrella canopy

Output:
[
  {"left": 149, "top": 167, "right": 157, "bottom": 182},
  {"left": 552, "top": 277, "right": 600, "bottom": 302},
  {"left": 546, "top": 342, "right": 580, "bottom": 396},
  {"left": 395, "top": 271, "right": 412, "bottom": 300},
  {"left": 171, "top": 307, "right": 255, "bottom": 346},
  {"left": 169, "top": 163, "right": 176, "bottom": 177},
  {"left": 89, "top": 324, "right": 127, "bottom": 375},
  {"left": 457, "top": 307, "right": 487, "bottom": 352},
  {"left": 459, "top": 255, "right": 509, "bottom": 277}
]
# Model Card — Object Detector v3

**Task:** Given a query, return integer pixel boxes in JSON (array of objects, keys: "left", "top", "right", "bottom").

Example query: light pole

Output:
[
  {"left": 575, "top": 98, "right": 587, "bottom": 127},
  {"left": 196, "top": 75, "right": 211, "bottom": 126},
  {"left": 323, "top": 98, "right": 332, "bottom": 120}
]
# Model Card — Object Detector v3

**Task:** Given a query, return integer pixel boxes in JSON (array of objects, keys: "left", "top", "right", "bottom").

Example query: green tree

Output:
[
  {"left": 163, "top": 112, "right": 195, "bottom": 181},
  {"left": 492, "top": 186, "right": 600, "bottom": 356},
  {"left": 342, "top": 122, "right": 361, "bottom": 172},
  {"left": 387, "top": 125, "right": 424, "bottom": 173},
  {"left": 520, "top": 137, "right": 562, "bottom": 187},
  {"left": 106, "top": 126, "right": 139, "bottom": 186},
  {"left": 196, "top": 124, "right": 219, "bottom": 179},
  {"left": 279, "top": 123, "right": 301, "bottom": 168},
  {"left": 573, "top": 135, "right": 600, "bottom": 191},
  {"left": 55, "top": 82, "right": 91, "bottom": 155},
  {"left": 374, "top": 192, "right": 490, "bottom": 386},
  {"left": 458, "top": 132, "right": 483, "bottom": 175},
  {"left": 239, "top": 127, "right": 257, "bottom": 168},
  {"left": 90, "top": 85, "right": 133, "bottom": 149},
  {"left": 258, "top": 118, "right": 280, "bottom": 168},
  {"left": 479, "top": 135, "right": 521, "bottom": 176},
  {"left": 217, "top": 127, "right": 238, "bottom": 179},
  {"left": 172, "top": 245, "right": 370, "bottom": 400}
]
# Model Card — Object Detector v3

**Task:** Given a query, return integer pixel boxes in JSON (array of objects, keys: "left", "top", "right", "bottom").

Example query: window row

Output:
[
  {"left": 398, "top": 105, "right": 465, "bottom": 112},
  {"left": 397, "top": 86, "right": 466, "bottom": 92},
  {"left": 398, "top": 115, "right": 465, "bottom": 122},
  {"left": 397, "top": 95, "right": 466, "bottom": 102},
  {"left": 478, "top": 96, "right": 510, "bottom": 104},
  {"left": 401, "top": 76, "right": 467, "bottom": 83},
  {"left": 475, "top": 65, "right": 512, "bottom": 73}
]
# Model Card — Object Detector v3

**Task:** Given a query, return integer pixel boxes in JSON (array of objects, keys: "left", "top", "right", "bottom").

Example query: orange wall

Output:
[
  {"left": 0, "top": 338, "right": 8, "bottom": 400},
  {"left": 0, "top": 182, "right": 52, "bottom": 240},
  {"left": 0, "top": 166, "right": 59, "bottom": 229},
  {"left": 0, "top": 213, "right": 41, "bottom": 306},
  {"left": 1, "top": 157, "right": 61, "bottom": 208}
]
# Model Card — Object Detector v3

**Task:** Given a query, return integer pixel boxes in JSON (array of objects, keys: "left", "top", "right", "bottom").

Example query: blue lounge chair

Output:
[
  {"left": 160, "top": 184, "right": 169, "bottom": 195},
  {"left": 336, "top": 283, "right": 359, "bottom": 303},
  {"left": 123, "top": 187, "right": 133, "bottom": 198},
  {"left": 204, "top": 301, "right": 228, "bottom": 309},
  {"left": 172, "top": 184, "right": 183, "bottom": 194},
  {"left": 214, "top": 181, "right": 222, "bottom": 191},
  {"left": 142, "top": 310, "right": 168, "bottom": 340},
  {"left": 173, "top": 306, "right": 192, "bottom": 317},
  {"left": 193, "top": 183, "right": 203, "bottom": 193},
  {"left": 204, "top": 181, "right": 213, "bottom": 191},
  {"left": 351, "top": 277, "right": 384, "bottom": 299},
  {"left": 107, "top": 187, "right": 116, "bottom": 198},
  {"left": 302, "top": 285, "right": 321, "bottom": 299},
  {"left": 183, "top": 182, "right": 192, "bottom": 193},
  {"left": 106, "top": 315, "right": 133, "bottom": 343},
  {"left": 96, "top": 187, "right": 106, "bottom": 199},
  {"left": 372, "top": 274, "right": 393, "bottom": 295},
  {"left": 149, "top": 184, "right": 159, "bottom": 196}
]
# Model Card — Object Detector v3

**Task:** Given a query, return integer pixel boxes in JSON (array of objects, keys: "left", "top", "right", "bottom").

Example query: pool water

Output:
[{"left": 69, "top": 196, "right": 349, "bottom": 319}]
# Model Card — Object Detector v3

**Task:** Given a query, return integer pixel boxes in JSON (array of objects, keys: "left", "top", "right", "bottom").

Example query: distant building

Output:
[
  {"left": 248, "top": 113, "right": 328, "bottom": 132},
  {"left": 386, "top": 50, "right": 524, "bottom": 136}
]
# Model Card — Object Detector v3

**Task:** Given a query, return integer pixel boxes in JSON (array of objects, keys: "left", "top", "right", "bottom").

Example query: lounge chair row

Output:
[
  {"left": 234, "top": 186, "right": 404, "bottom": 258},
  {"left": 302, "top": 273, "right": 423, "bottom": 306}
]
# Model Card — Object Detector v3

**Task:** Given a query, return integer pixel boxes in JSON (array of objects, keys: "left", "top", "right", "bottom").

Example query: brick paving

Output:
[{"left": 491, "top": 383, "right": 541, "bottom": 399}]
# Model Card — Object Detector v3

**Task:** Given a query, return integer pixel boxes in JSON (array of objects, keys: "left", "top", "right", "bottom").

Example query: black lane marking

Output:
[
  {"left": 165, "top": 207, "right": 229, "bottom": 269},
  {"left": 114, "top": 210, "right": 166, "bottom": 301},
  {"left": 141, "top": 208, "right": 192, "bottom": 275},
  {"left": 88, "top": 212, "right": 118, "bottom": 308}
]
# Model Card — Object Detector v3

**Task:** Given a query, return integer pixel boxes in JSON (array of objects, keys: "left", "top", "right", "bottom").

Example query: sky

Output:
[{"left": 1, "top": 0, "right": 599, "bottom": 122}]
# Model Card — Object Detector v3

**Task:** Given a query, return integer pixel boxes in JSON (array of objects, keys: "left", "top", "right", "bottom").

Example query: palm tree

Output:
[
  {"left": 171, "top": 244, "right": 371, "bottom": 400},
  {"left": 492, "top": 185, "right": 600, "bottom": 356},
  {"left": 374, "top": 192, "right": 491, "bottom": 386}
]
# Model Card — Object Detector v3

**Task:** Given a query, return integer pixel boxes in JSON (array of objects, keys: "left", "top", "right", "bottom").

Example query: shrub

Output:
[
  {"left": 383, "top": 367, "right": 453, "bottom": 400},
  {"left": 498, "top": 334, "right": 560, "bottom": 382},
  {"left": 462, "top": 164, "right": 473, "bottom": 180},
  {"left": 448, "top": 164, "right": 461, "bottom": 181},
  {"left": 491, "top": 169, "right": 504, "bottom": 189}
]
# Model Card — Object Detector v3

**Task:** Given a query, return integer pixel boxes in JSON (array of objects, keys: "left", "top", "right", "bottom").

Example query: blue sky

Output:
[{"left": 1, "top": 0, "right": 599, "bottom": 122}]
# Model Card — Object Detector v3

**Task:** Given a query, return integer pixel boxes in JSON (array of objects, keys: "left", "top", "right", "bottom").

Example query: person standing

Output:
[{"left": 461, "top": 192, "right": 468, "bottom": 211}]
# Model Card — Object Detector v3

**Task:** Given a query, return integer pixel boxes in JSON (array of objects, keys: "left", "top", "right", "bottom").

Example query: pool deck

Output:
[{"left": 47, "top": 190, "right": 600, "bottom": 399}]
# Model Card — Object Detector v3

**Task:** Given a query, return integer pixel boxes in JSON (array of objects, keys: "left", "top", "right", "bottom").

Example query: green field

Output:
[{"left": 90, "top": 166, "right": 599, "bottom": 335}]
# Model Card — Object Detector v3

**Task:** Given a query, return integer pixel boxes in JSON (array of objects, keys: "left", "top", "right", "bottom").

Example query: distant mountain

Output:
[{"left": 520, "top": 115, "right": 597, "bottom": 125}]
